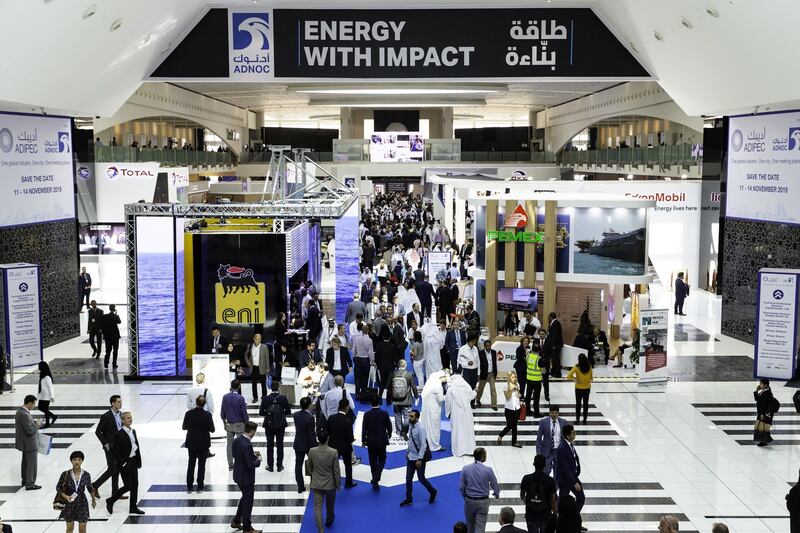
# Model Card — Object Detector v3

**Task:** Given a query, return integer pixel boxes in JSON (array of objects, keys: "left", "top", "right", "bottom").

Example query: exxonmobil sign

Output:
[{"left": 624, "top": 192, "right": 686, "bottom": 202}]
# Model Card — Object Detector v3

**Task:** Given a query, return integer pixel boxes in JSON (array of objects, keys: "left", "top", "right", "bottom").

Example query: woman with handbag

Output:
[
  {"left": 497, "top": 370, "right": 522, "bottom": 448},
  {"left": 55, "top": 451, "right": 96, "bottom": 532},
  {"left": 754, "top": 378, "right": 775, "bottom": 447}
]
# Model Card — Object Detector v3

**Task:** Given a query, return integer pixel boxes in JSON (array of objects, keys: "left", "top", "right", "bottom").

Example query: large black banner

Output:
[
  {"left": 273, "top": 9, "right": 647, "bottom": 78},
  {"left": 150, "top": 8, "right": 648, "bottom": 80}
]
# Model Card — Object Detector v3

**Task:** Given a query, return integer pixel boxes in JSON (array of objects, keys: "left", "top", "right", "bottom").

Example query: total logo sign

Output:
[{"left": 105, "top": 166, "right": 155, "bottom": 179}]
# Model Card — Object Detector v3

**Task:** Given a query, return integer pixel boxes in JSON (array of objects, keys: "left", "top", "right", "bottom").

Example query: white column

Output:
[
  {"left": 455, "top": 190, "right": 466, "bottom": 247},
  {"left": 444, "top": 185, "right": 454, "bottom": 243}
]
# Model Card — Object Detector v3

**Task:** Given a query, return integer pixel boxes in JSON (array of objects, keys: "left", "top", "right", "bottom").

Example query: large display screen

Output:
[
  {"left": 0, "top": 112, "right": 75, "bottom": 227},
  {"left": 369, "top": 132, "right": 424, "bottom": 162},
  {"left": 498, "top": 288, "right": 538, "bottom": 311}
]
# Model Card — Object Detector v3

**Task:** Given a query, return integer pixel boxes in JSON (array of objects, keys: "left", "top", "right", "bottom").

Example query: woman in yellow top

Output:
[{"left": 567, "top": 353, "right": 593, "bottom": 424}]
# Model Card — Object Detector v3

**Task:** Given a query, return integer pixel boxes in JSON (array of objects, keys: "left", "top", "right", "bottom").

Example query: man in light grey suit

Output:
[
  {"left": 244, "top": 333, "right": 271, "bottom": 404},
  {"left": 15, "top": 395, "right": 42, "bottom": 490},
  {"left": 345, "top": 293, "right": 367, "bottom": 326},
  {"left": 535, "top": 405, "right": 568, "bottom": 480},
  {"left": 307, "top": 429, "right": 341, "bottom": 532}
]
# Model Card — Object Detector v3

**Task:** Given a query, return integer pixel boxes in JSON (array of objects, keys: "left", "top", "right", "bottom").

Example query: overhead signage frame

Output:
[{"left": 149, "top": 8, "right": 650, "bottom": 81}]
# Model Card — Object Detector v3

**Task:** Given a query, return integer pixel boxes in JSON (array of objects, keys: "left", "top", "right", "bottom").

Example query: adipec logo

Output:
[
  {"left": 504, "top": 204, "right": 529, "bottom": 229},
  {"left": 730, "top": 129, "right": 744, "bottom": 152},
  {"left": 0, "top": 128, "right": 13, "bottom": 153},
  {"left": 232, "top": 13, "right": 270, "bottom": 51},
  {"left": 106, "top": 166, "right": 119, "bottom": 179},
  {"left": 58, "top": 131, "right": 71, "bottom": 153},
  {"left": 788, "top": 128, "right": 800, "bottom": 150},
  {"left": 215, "top": 264, "right": 266, "bottom": 324}
]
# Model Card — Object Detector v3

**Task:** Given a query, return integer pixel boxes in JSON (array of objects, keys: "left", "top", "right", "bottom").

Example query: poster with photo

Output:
[
  {"left": 78, "top": 224, "right": 126, "bottom": 255},
  {"left": 572, "top": 207, "right": 646, "bottom": 275},
  {"left": 369, "top": 132, "right": 424, "bottom": 162}
]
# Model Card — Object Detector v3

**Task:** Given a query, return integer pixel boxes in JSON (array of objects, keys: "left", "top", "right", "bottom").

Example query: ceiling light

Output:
[
  {"left": 681, "top": 174, "right": 688, "bottom": 179},
  {"left": 295, "top": 88, "right": 500, "bottom": 95},
  {"left": 138, "top": 34, "right": 151, "bottom": 49},
  {"left": 627, "top": 174, "right": 634, "bottom": 180},
  {"left": 706, "top": 7, "right": 720, "bottom": 17},
  {"left": 340, "top": 103, "right": 477, "bottom": 108},
  {"left": 680, "top": 17, "right": 693, "bottom": 29},
  {"left": 629, "top": 42, "right": 640, "bottom": 53},
  {"left": 82, "top": 4, "right": 96, "bottom": 19},
  {"left": 653, "top": 31, "right": 664, "bottom": 42},
  {"left": 110, "top": 18, "right": 123, "bottom": 32}
]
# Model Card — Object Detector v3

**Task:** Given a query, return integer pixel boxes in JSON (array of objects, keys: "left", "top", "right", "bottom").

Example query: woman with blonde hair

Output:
[{"left": 497, "top": 370, "right": 522, "bottom": 447}]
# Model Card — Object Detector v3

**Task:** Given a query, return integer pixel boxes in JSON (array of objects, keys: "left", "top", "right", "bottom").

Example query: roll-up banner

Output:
[
  {"left": 0, "top": 263, "right": 42, "bottom": 367},
  {"left": 151, "top": 8, "right": 649, "bottom": 80},
  {"left": 754, "top": 269, "right": 800, "bottom": 380}
]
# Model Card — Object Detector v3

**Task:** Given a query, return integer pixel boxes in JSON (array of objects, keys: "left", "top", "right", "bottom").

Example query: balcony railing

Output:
[
  {"left": 94, "top": 145, "right": 236, "bottom": 166},
  {"left": 558, "top": 145, "right": 699, "bottom": 166}
]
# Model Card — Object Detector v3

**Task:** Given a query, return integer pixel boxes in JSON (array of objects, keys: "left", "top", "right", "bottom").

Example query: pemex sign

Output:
[{"left": 488, "top": 203, "right": 544, "bottom": 243}]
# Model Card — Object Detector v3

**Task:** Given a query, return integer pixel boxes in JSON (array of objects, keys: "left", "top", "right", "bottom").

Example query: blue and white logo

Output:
[
  {"left": 788, "top": 128, "right": 800, "bottom": 150},
  {"left": 77, "top": 166, "right": 90, "bottom": 179},
  {"left": 232, "top": 13, "right": 270, "bottom": 51},
  {"left": 773, "top": 289, "right": 784, "bottom": 300},
  {"left": 730, "top": 129, "right": 743, "bottom": 152},
  {"left": 18, "top": 282, "right": 28, "bottom": 293},
  {"left": 0, "top": 128, "right": 12, "bottom": 153},
  {"left": 58, "top": 131, "right": 71, "bottom": 153}
]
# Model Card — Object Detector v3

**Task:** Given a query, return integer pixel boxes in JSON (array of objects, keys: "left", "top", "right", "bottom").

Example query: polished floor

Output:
[{"left": 0, "top": 284, "right": 795, "bottom": 532}]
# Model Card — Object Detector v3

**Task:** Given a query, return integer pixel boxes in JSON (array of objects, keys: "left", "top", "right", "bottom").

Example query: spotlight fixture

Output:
[
  {"left": 110, "top": 18, "right": 123, "bottom": 32},
  {"left": 680, "top": 17, "right": 693, "bottom": 29},
  {"left": 706, "top": 7, "right": 720, "bottom": 17},
  {"left": 83, "top": 4, "right": 96, "bottom": 19},
  {"left": 653, "top": 31, "right": 664, "bottom": 42}
]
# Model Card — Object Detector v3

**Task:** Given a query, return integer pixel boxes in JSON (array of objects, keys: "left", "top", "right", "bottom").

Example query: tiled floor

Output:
[{"left": 0, "top": 282, "right": 795, "bottom": 532}]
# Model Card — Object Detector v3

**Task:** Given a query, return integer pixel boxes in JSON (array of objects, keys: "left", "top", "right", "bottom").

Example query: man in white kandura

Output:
[
  {"left": 420, "top": 370, "right": 448, "bottom": 452},
  {"left": 445, "top": 373, "right": 476, "bottom": 457},
  {"left": 421, "top": 319, "right": 446, "bottom": 377}
]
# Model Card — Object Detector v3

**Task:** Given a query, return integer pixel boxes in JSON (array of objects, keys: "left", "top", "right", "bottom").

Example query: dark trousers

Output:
[
  {"left": 186, "top": 448, "right": 208, "bottom": 489},
  {"left": 94, "top": 449, "right": 120, "bottom": 493},
  {"left": 233, "top": 482, "right": 255, "bottom": 529},
  {"left": 89, "top": 330, "right": 102, "bottom": 357},
  {"left": 265, "top": 428, "right": 285, "bottom": 468},
  {"left": 338, "top": 449, "right": 353, "bottom": 484},
  {"left": 461, "top": 368, "right": 478, "bottom": 389},
  {"left": 405, "top": 459, "right": 435, "bottom": 500},
  {"left": 378, "top": 367, "right": 393, "bottom": 405},
  {"left": 81, "top": 289, "right": 91, "bottom": 310},
  {"left": 420, "top": 300, "right": 432, "bottom": 319},
  {"left": 675, "top": 297, "right": 685, "bottom": 315},
  {"left": 110, "top": 461, "right": 139, "bottom": 511},
  {"left": 499, "top": 408, "right": 519, "bottom": 444},
  {"left": 37, "top": 400, "right": 55, "bottom": 427},
  {"left": 518, "top": 377, "right": 526, "bottom": 403},
  {"left": 575, "top": 388, "right": 590, "bottom": 422},
  {"left": 525, "top": 380, "right": 543, "bottom": 417},
  {"left": 354, "top": 358, "right": 370, "bottom": 398},
  {"left": 251, "top": 367, "right": 267, "bottom": 401},
  {"left": 367, "top": 445, "right": 387, "bottom": 483},
  {"left": 550, "top": 346, "right": 563, "bottom": 377},
  {"left": 295, "top": 449, "right": 308, "bottom": 490},
  {"left": 542, "top": 373, "right": 550, "bottom": 400},
  {"left": 559, "top": 480, "right": 585, "bottom": 513},
  {"left": 448, "top": 351, "right": 458, "bottom": 373},
  {"left": 104, "top": 337, "right": 119, "bottom": 367}
]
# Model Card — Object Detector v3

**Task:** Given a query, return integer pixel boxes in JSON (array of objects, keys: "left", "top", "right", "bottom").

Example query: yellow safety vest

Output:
[{"left": 526, "top": 352, "right": 542, "bottom": 382}]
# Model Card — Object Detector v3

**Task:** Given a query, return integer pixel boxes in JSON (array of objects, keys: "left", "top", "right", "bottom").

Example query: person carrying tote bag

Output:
[{"left": 754, "top": 378, "right": 778, "bottom": 447}]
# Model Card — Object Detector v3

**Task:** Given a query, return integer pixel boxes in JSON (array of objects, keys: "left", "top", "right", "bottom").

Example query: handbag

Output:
[
  {"left": 53, "top": 471, "right": 70, "bottom": 510},
  {"left": 37, "top": 433, "right": 53, "bottom": 456},
  {"left": 410, "top": 428, "right": 432, "bottom": 462},
  {"left": 518, "top": 404, "right": 527, "bottom": 422}
]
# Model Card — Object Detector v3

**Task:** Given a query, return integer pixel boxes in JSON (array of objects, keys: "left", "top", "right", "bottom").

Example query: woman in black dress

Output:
[
  {"left": 57, "top": 450, "right": 96, "bottom": 532},
  {"left": 754, "top": 378, "right": 776, "bottom": 446}
]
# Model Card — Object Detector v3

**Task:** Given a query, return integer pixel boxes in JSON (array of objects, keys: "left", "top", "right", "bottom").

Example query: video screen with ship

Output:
[{"left": 572, "top": 207, "right": 646, "bottom": 275}]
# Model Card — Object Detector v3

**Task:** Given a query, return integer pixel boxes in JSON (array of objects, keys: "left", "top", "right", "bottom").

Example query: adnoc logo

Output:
[
  {"left": 789, "top": 128, "right": 800, "bottom": 150},
  {"left": 730, "top": 129, "right": 743, "bottom": 152},
  {"left": 106, "top": 166, "right": 119, "bottom": 179},
  {"left": 58, "top": 131, "right": 71, "bottom": 153},
  {"left": 232, "top": 13, "right": 270, "bottom": 51},
  {"left": 0, "top": 128, "right": 13, "bottom": 153}
]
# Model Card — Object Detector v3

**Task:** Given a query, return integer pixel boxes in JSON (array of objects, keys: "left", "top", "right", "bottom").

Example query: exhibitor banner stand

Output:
[
  {"left": 638, "top": 308, "right": 669, "bottom": 387},
  {"left": 0, "top": 263, "right": 42, "bottom": 368},
  {"left": 191, "top": 353, "right": 231, "bottom": 438},
  {"left": 754, "top": 269, "right": 800, "bottom": 380}
]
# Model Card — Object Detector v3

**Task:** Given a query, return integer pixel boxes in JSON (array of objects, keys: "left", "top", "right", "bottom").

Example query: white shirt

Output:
[
  {"left": 485, "top": 351, "right": 494, "bottom": 374},
  {"left": 457, "top": 344, "right": 479, "bottom": 370},
  {"left": 504, "top": 386, "right": 520, "bottom": 411},
  {"left": 185, "top": 385, "right": 214, "bottom": 413},
  {"left": 552, "top": 418, "right": 561, "bottom": 449},
  {"left": 251, "top": 344, "right": 261, "bottom": 370},
  {"left": 38, "top": 375, "right": 54, "bottom": 401},
  {"left": 122, "top": 426, "right": 137, "bottom": 458},
  {"left": 332, "top": 348, "right": 342, "bottom": 371}
]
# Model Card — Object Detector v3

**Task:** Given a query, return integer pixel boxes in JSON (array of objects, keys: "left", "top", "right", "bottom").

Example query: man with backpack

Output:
[
  {"left": 258, "top": 381, "right": 291, "bottom": 472},
  {"left": 519, "top": 454, "right": 558, "bottom": 533},
  {"left": 391, "top": 359, "right": 418, "bottom": 439}
]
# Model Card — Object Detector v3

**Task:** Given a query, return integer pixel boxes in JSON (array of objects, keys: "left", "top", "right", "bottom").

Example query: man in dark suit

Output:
[
  {"left": 406, "top": 303, "right": 423, "bottom": 331},
  {"left": 476, "top": 340, "right": 498, "bottom": 410},
  {"left": 292, "top": 396, "right": 316, "bottom": 493},
  {"left": 78, "top": 267, "right": 91, "bottom": 311},
  {"left": 327, "top": 398, "right": 358, "bottom": 488},
  {"left": 244, "top": 333, "right": 270, "bottom": 404},
  {"left": 183, "top": 395, "right": 215, "bottom": 492},
  {"left": 361, "top": 396, "right": 392, "bottom": 491},
  {"left": 547, "top": 312, "right": 564, "bottom": 378},
  {"left": 101, "top": 304, "right": 122, "bottom": 369},
  {"left": 106, "top": 411, "right": 145, "bottom": 515},
  {"left": 306, "top": 302, "right": 323, "bottom": 345},
  {"left": 259, "top": 381, "right": 290, "bottom": 472},
  {"left": 87, "top": 300, "right": 103, "bottom": 359},
  {"left": 555, "top": 424, "right": 585, "bottom": 515},
  {"left": 210, "top": 326, "right": 233, "bottom": 356},
  {"left": 300, "top": 340, "right": 323, "bottom": 369},
  {"left": 293, "top": 285, "right": 307, "bottom": 316},
  {"left": 94, "top": 395, "right": 123, "bottom": 496},
  {"left": 391, "top": 317, "right": 408, "bottom": 356},
  {"left": 536, "top": 405, "right": 568, "bottom": 479},
  {"left": 345, "top": 293, "right": 367, "bottom": 325},
  {"left": 231, "top": 421, "right": 262, "bottom": 533},
  {"left": 497, "top": 506, "right": 528, "bottom": 533},
  {"left": 674, "top": 272, "right": 689, "bottom": 316},
  {"left": 324, "top": 336, "right": 352, "bottom": 378},
  {"left": 445, "top": 320, "right": 467, "bottom": 372},
  {"left": 416, "top": 276, "right": 435, "bottom": 319}
]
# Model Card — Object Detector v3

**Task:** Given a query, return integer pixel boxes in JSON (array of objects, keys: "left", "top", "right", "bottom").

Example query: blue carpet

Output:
[{"left": 299, "top": 472, "right": 463, "bottom": 533}]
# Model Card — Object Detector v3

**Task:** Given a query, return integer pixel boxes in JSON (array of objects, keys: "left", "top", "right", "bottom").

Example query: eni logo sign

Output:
[
  {"left": 215, "top": 264, "right": 265, "bottom": 324},
  {"left": 487, "top": 230, "right": 544, "bottom": 243}
]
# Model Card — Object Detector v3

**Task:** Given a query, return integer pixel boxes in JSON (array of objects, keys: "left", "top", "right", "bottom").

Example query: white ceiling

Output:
[{"left": 1, "top": 0, "right": 799, "bottom": 118}]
